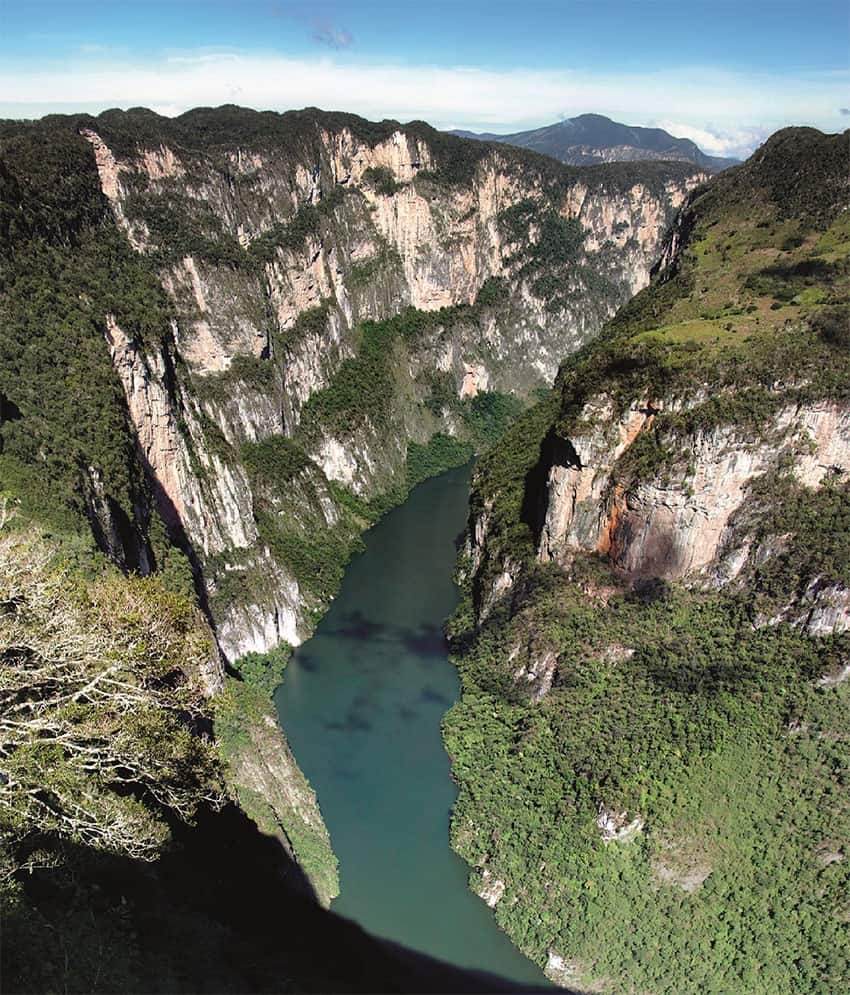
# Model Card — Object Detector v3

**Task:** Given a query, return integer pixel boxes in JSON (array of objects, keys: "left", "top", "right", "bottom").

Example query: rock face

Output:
[
  {"left": 544, "top": 950, "right": 608, "bottom": 993},
  {"left": 596, "top": 804, "right": 644, "bottom": 844},
  {"left": 534, "top": 398, "right": 850, "bottom": 599},
  {"left": 105, "top": 312, "right": 307, "bottom": 658},
  {"left": 476, "top": 868, "right": 506, "bottom": 908},
  {"left": 105, "top": 314, "right": 256, "bottom": 556},
  {"left": 82, "top": 122, "right": 702, "bottom": 395},
  {"left": 72, "top": 107, "right": 702, "bottom": 658},
  {"left": 466, "top": 390, "right": 850, "bottom": 643}
]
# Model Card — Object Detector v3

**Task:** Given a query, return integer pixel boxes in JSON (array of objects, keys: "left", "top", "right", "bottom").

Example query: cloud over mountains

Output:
[{"left": 2, "top": 50, "right": 846, "bottom": 159}]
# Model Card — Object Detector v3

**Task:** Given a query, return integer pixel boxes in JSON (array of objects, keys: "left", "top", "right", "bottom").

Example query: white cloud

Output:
[
  {"left": 654, "top": 121, "right": 774, "bottom": 159},
  {"left": 0, "top": 51, "right": 846, "bottom": 158}
]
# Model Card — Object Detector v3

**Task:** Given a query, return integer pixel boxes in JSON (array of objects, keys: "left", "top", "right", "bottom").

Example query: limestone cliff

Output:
[
  {"left": 536, "top": 397, "right": 850, "bottom": 610},
  {"left": 68, "top": 106, "right": 703, "bottom": 657}
]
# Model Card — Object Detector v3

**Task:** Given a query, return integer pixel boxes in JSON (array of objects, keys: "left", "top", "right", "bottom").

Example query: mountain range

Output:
[{"left": 452, "top": 112, "right": 740, "bottom": 171}]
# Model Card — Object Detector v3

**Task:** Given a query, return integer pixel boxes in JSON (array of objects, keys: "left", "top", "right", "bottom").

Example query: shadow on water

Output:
[
  {"left": 330, "top": 610, "right": 389, "bottom": 643},
  {"left": 401, "top": 623, "right": 449, "bottom": 659},
  {"left": 329, "top": 615, "right": 449, "bottom": 663},
  {"left": 323, "top": 712, "right": 374, "bottom": 734},
  {"left": 4, "top": 802, "right": 563, "bottom": 994},
  {"left": 420, "top": 686, "right": 452, "bottom": 706},
  {"left": 298, "top": 651, "right": 321, "bottom": 673}
]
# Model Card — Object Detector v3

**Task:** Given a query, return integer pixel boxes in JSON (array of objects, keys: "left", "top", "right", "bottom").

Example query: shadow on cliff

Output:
[
  {"left": 519, "top": 427, "right": 582, "bottom": 550},
  {"left": 138, "top": 444, "right": 215, "bottom": 619},
  {"left": 5, "top": 802, "right": 562, "bottom": 994}
]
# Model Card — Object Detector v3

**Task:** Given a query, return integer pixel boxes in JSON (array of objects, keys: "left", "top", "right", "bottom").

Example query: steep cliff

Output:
[
  {"left": 447, "top": 127, "right": 849, "bottom": 993},
  {"left": 0, "top": 106, "right": 702, "bottom": 661}
]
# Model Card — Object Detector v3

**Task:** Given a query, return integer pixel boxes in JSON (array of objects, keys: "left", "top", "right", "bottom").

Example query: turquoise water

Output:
[{"left": 275, "top": 464, "right": 547, "bottom": 986}]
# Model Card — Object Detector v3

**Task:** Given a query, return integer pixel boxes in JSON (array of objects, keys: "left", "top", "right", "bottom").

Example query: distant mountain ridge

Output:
[{"left": 452, "top": 112, "right": 739, "bottom": 172}]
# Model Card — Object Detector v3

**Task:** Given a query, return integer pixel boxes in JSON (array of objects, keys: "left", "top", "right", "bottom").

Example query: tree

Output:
[{"left": 0, "top": 512, "right": 223, "bottom": 864}]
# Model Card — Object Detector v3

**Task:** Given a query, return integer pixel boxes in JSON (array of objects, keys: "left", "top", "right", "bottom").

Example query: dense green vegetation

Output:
[
  {"left": 241, "top": 435, "right": 311, "bottom": 484},
  {"left": 298, "top": 315, "right": 401, "bottom": 436},
  {"left": 731, "top": 473, "right": 850, "bottom": 620},
  {"left": 446, "top": 558, "right": 849, "bottom": 993},
  {"left": 0, "top": 122, "right": 186, "bottom": 573},
  {"left": 299, "top": 287, "right": 519, "bottom": 446},
  {"left": 362, "top": 165, "right": 405, "bottom": 196},
  {"left": 124, "top": 190, "right": 245, "bottom": 266},
  {"left": 447, "top": 127, "right": 850, "bottom": 993},
  {"left": 247, "top": 187, "right": 348, "bottom": 262},
  {"left": 499, "top": 200, "right": 586, "bottom": 312}
]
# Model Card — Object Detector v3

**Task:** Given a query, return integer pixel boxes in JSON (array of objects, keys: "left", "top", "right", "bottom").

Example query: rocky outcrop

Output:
[
  {"left": 214, "top": 553, "right": 303, "bottom": 661},
  {"left": 536, "top": 397, "right": 850, "bottom": 602},
  {"left": 596, "top": 804, "right": 644, "bottom": 844},
  {"left": 537, "top": 396, "right": 660, "bottom": 563},
  {"left": 467, "top": 392, "right": 850, "bottom": 641},
  {"left": 104, "top": 315, "right": 256, "bottom": 556},
  {"left": 104, "top": 314, "right": 307, "bottom": 657},
  {"left": 82, "top": 463, "right": 152, "bottom": 575},
  {"left": 476, "top": 869, "right": 506, "bottom": 908},
  {"left": 563, "top": 177, "right": 699, "bottom": 297},
  {"left": 544, "top": 951, "right": 608, "bottom": 993},
  {"left": 769, "top": 579, "right": 850, "bottom": 638}
]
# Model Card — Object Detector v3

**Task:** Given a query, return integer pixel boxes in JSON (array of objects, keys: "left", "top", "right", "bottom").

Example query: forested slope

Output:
[{"left": 446, "top": 127, "right": 850, "bottom": 993}]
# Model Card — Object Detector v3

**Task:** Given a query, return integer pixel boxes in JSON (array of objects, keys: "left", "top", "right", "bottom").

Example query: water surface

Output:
[{"left": 275, "top": 464, "right": 546, "bottom": 985}]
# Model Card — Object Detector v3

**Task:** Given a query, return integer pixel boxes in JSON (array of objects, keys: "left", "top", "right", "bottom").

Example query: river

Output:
[{"left": 275, "top": 463, "right": 547, "bottom": 986}]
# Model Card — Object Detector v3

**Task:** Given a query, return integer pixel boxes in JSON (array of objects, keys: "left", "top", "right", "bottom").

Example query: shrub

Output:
[{"left": 362, "top": 165, "right": 403, "bottom": 196}]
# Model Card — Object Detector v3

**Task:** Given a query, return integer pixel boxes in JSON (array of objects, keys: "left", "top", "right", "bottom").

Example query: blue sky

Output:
[{"left": 2, "top": 1, "right": 848, "bottom": 157}]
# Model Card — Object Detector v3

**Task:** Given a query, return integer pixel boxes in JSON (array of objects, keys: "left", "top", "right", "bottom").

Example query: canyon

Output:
[
  {"left": 70, "top": 108, "right": 704, "bottom": 661},
  {"left": 1, "top": 108, "right": 847, "bottom": 994}
]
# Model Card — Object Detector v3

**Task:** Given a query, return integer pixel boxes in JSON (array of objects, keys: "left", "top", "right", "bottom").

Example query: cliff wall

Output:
[{"left": 68, "top": 107, "right": 703, "bottom": 657}]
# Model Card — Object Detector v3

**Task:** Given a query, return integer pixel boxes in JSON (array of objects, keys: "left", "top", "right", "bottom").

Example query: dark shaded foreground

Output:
[{"left": 3, "top": 802, "right": 563, "bottom": 994}]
